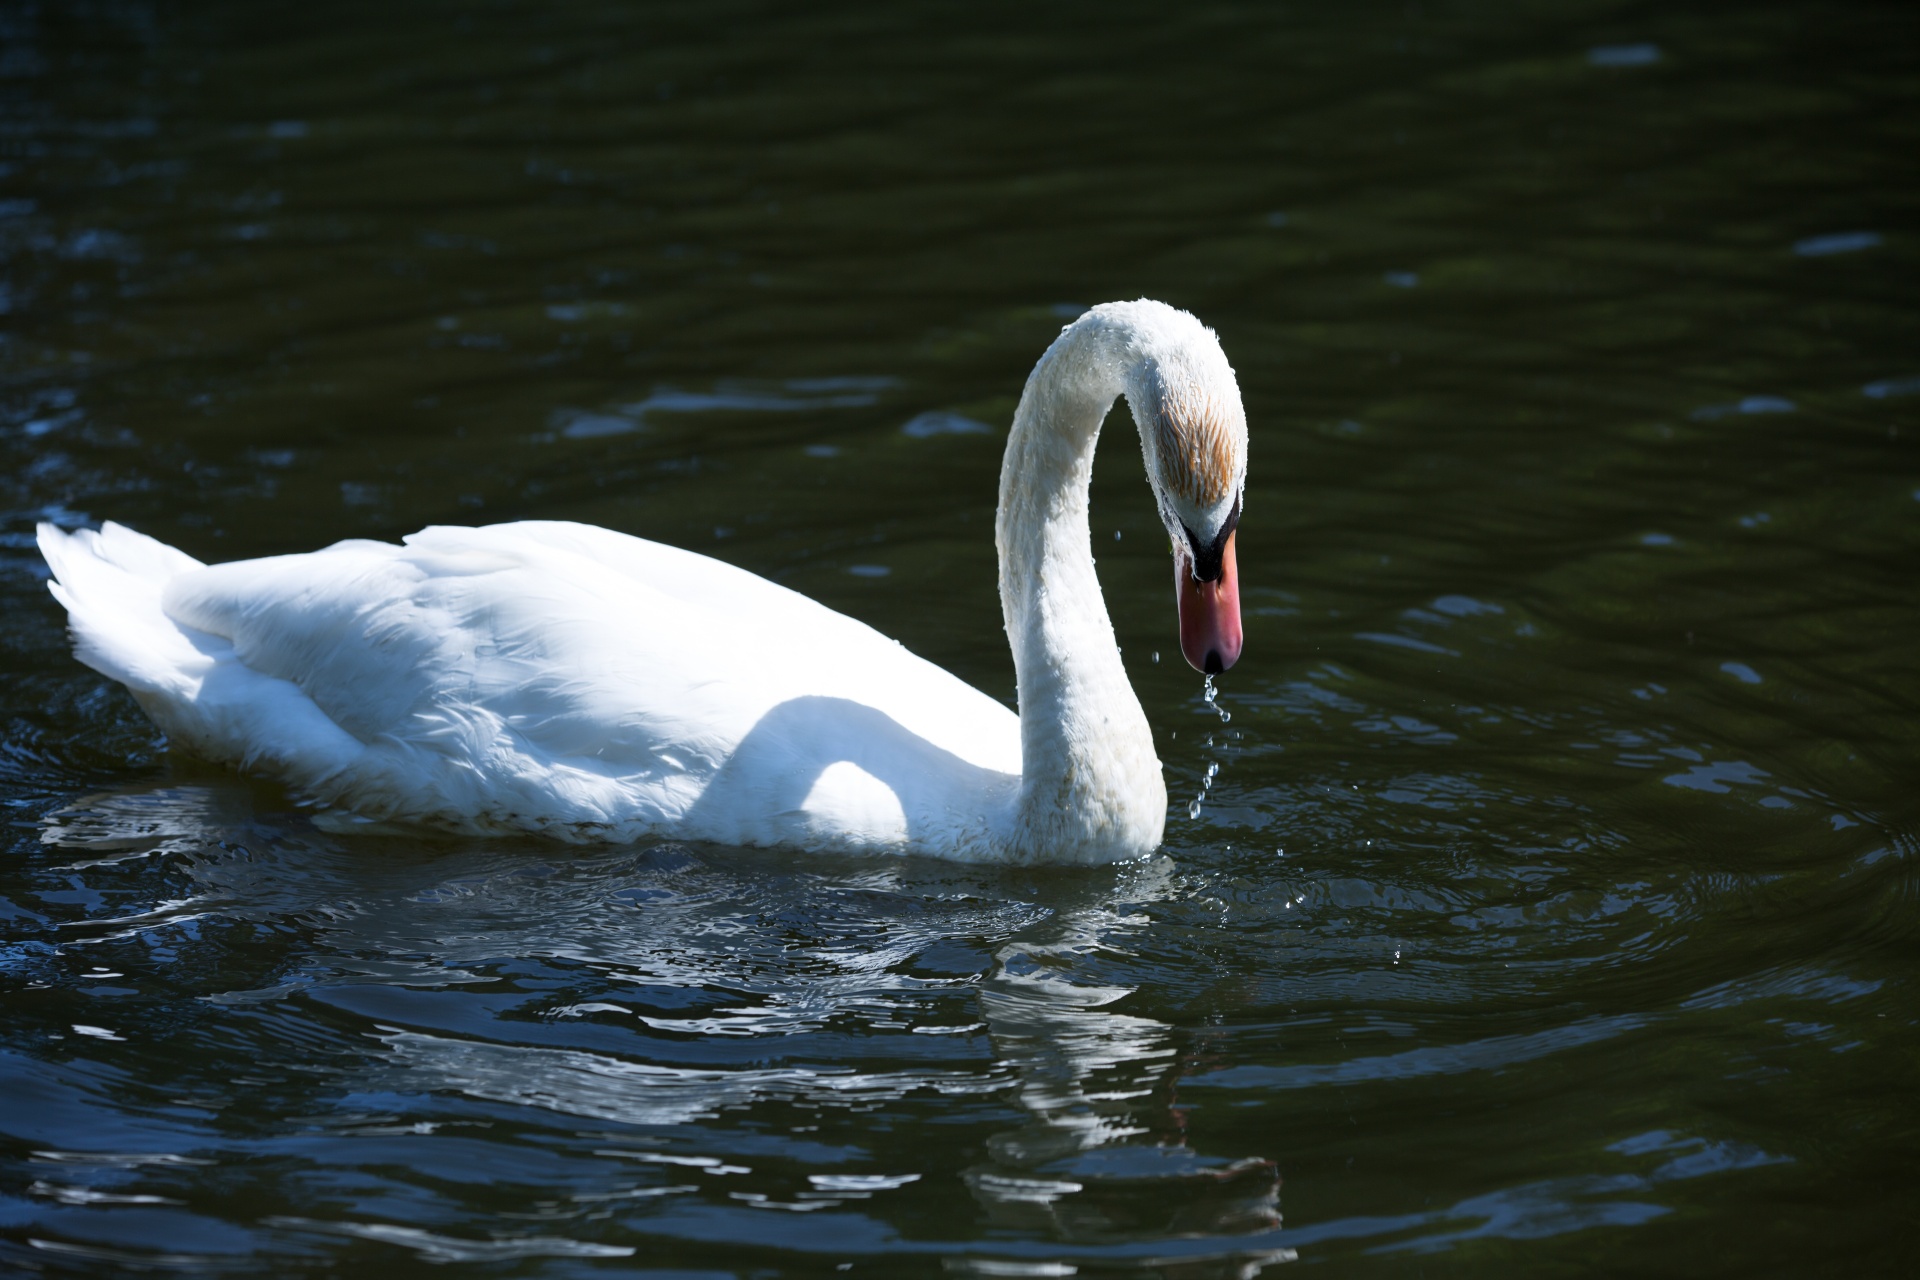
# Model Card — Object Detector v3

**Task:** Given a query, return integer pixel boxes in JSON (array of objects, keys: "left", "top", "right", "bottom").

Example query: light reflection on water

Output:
[
  {"left": 13, "top": 761, "right": 1887, "bottom": 1272},
  {"left": 22, "top": 780, "right": 1303, "bottom": 1273}
]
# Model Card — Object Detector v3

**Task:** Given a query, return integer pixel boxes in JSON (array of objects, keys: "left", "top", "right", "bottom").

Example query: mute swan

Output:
[{"left": 38, "top": 299, "right": 1246, "bottom": 864}]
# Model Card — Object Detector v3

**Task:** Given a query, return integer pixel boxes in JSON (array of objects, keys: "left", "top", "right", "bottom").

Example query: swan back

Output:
[{"left": 47, "top": 520, "right": 1022, "bottom": 854}]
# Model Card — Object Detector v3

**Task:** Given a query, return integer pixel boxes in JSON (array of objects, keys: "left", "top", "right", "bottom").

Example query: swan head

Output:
[{"left": 1114, "top": 303, "right": 1248, "bottom": 675}]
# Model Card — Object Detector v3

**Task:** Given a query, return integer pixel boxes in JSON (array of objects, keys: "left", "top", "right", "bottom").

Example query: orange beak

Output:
[{"left": 1176, "top": 530, "right": 1242, "bottom": 675}]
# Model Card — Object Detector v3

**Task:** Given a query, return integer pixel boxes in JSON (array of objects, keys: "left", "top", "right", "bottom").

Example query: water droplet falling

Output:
[
  {"left": 1202, "top": 673, "right": 1231, "bottom": 722},
  {"left": 1188, "top": 678, "right": 1234, "bottom": 820}
]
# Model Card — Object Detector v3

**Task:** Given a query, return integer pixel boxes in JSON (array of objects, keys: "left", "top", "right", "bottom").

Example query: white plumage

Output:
[{"left": 39, "top": 299, "right": 1247, "bottom": 864}]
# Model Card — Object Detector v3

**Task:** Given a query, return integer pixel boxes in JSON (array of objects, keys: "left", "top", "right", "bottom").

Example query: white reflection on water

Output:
[
  {"left": 959, "top": 870, "right": 1285, "bottom": 1264},
  {"left": 40, "top": 779, "right": 1289, "bottom": 1271},
  {"left": 261, "top": 1217, "right": 636, "bottom": 1262},
  {"left": 31, "top": 755, "right": 1828, "bottom": 1273},
  {"left": 376, "top": 1028, "right": 1008, "bottom": 1129}
]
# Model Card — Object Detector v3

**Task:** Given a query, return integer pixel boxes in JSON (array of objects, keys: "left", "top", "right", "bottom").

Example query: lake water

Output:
[{"left": 2, "top": 1, "right": 1916, "bottom": 1274}]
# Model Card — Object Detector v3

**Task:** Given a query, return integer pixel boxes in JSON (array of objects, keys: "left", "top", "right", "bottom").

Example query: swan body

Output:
[{"left": 39, "top": 299, "right": 1247, "bottom": 864}]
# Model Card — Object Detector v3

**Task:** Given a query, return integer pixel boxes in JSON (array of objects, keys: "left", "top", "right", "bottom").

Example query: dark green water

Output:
[{"left": 3, "top": 1, "right": 1917, "bottom": 1274}]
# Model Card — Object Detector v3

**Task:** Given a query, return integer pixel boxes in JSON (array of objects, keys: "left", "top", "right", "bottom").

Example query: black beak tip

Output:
[{"left": 1203, "top": 650, "right": 1225, "bottom": 675}]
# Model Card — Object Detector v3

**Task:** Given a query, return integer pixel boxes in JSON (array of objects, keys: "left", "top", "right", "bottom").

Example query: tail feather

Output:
[
  {"left": 37, "top": 521, "right": 218, "bottom": 698},
  {"left": 39, "top": 521, "right": 365, "bottom": 789},
  {"left": 91, "top": 520, "right": 205, "bottom": 579}
]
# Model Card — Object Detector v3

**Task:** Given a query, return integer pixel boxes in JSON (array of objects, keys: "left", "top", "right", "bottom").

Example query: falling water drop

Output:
[
  {"left": 1202, "top": 673, "right": 1231, "bottom": 722},
  {"left": 1189, "top": 679, "right": 1231, "bottom": 820}
]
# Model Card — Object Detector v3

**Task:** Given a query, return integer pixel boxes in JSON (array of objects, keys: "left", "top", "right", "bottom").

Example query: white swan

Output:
[{"left": 38, "top": 299, "right": 1246, "bottom": 864}]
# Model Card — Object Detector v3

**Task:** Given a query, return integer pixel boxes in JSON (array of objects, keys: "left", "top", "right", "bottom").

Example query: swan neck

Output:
[{"left": 994, "top": 316, "right": 1166, "bottom": 863}]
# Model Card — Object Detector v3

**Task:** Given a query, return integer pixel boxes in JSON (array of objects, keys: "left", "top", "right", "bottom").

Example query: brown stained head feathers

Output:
[{"left": 1153, "top": 378, "right": 1241, "bottom": 508}]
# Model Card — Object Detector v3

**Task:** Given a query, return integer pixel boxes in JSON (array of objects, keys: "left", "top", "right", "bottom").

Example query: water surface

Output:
[{"left": 3, "top": 1, "right": 1917, "bottom": 1274}]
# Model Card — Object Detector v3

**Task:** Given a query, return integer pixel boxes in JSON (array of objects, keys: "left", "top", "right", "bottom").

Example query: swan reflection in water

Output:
[
  {"left": 961, "top": 887, "right": 1288, "bottom": 1276},
  {"left": 38, "top": 778, "right": 1291, "bottom": 1275}
]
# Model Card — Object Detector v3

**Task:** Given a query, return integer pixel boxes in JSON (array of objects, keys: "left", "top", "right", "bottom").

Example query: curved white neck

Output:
[{"left": 995, "top": 313, "right": 1168, "bottom": 863}]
